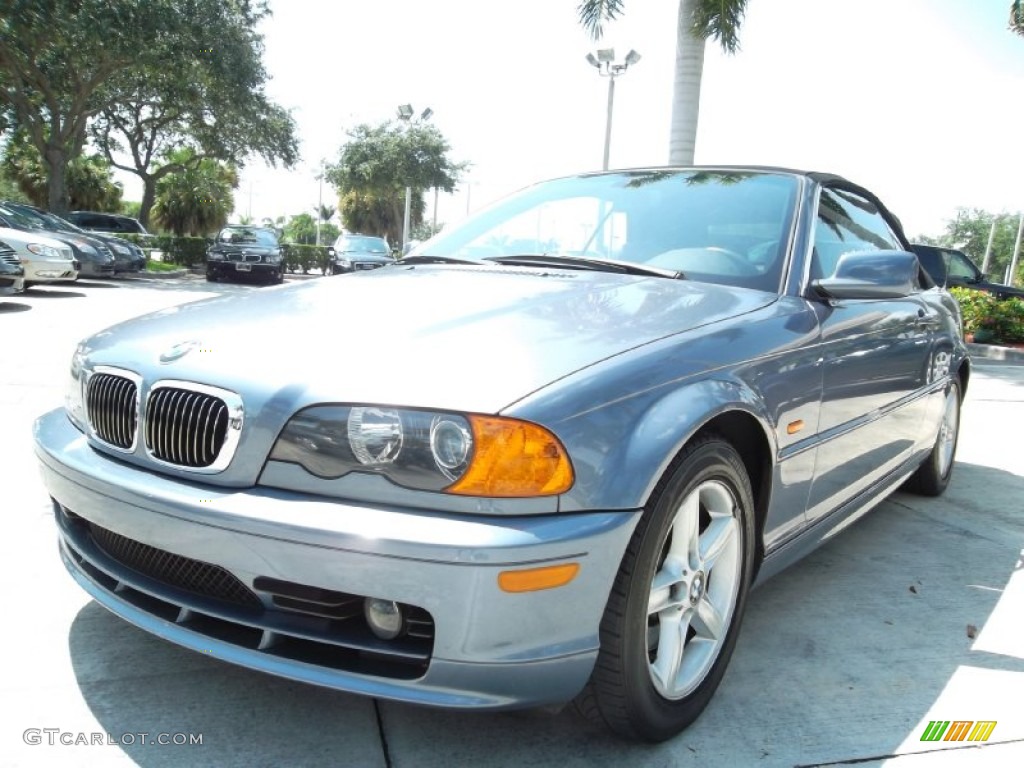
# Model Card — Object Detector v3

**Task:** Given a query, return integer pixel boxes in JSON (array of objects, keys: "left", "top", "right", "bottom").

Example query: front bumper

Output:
[
  {"left": 23, "top": 257, "right": 79, "bottom": 282},
  {"left": 34, "top": 408, "right": 639, "bottom": 709},
  {"left": 78, "top": 260, "right": 115, "bottom": 277},
  {"left": 207, "top": 260, "right": 281, "bottom": 280}
]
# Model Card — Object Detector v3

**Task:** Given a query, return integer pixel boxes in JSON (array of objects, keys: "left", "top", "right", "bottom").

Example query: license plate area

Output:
[{"left": 235, "top": 263, "right": 252, "bottom": 272}]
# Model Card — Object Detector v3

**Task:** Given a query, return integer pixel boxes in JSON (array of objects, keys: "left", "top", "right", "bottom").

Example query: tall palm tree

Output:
[{"left": 578, "top": 0, "right": 748, "bottom": 164}]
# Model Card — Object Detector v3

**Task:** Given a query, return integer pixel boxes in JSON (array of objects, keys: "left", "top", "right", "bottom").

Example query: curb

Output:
[
  {"left": 123, "top": 269, "right": 188, "bottom": 279},
  {"left": 967, "top": 342, "right": 1024, "bottom": 363}
]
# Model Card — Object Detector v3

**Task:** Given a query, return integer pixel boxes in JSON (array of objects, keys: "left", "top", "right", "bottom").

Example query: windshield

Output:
[
  {"left": 416, "top": 170, "right": 799, "bottom": 292},
  {"left": 336, "top": 236, "right": 390, "bottom": 254},
  {"left": 7, "top": 204, "right": 85, "bottom": 234},
  {"left": 218, "top": 227, "right": 278, "bottom": 246},
  {"left": 0, "top": 204, "right": 46, "bottom": 231}
]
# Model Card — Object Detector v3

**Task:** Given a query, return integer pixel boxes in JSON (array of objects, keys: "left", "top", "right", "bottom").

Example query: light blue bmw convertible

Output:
[{"left": 35, "top": 168, "right": 968, "bottom": 742}]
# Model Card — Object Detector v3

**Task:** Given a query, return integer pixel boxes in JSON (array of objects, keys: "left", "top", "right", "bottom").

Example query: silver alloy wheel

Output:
[
  {"left": 647, "top": 479, "right": 742, "bottom": 699},
  {"left": 937, "top": 387, "right": 959, "bottom": 478}
]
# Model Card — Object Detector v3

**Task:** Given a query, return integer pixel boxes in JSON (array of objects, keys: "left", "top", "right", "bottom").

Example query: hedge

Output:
[{"left": 949, "top": 287, "right": 1024, "bottom": 343}]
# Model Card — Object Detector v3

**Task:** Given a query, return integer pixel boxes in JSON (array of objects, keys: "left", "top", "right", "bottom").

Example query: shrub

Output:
[
  {"left": 283, "top": 244, "right": 329, "bottom": 274},
  {"left": 950, "top": 287, "right": 1024, "bottom": 343}
]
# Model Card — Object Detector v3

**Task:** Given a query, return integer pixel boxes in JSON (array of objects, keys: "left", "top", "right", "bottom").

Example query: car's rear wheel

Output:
[
  {"left": 905, "top": 378, "right": 961, "bottom": 496},
  {"left": 575, "top": 435, "right": 755, "bottom": 742}
]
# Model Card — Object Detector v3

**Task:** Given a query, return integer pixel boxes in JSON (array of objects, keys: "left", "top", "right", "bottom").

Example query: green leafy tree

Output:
[
  {"left": 284, "top": 213, "right": 318, "bottom": 245},
  {"left": 326, "top": 120, "right": 465, "bottom": 244},
  {"left": 151, "top": 149, "right": 237, "bottom": 236},
  {"left": 578, "top": 0, "right": 748, "bottom": 164},
  {"left": 1, "top": 130, "right": 122, "bottom": 209},
  {"left": 1012, "top": 1, "right": 1024, "bottom": 36},
  {"left": 90, "top": 44, "right": 298, "bottom": 227},
  {"left": 0, "top": 0, "right": 273, "bottom": 213}
]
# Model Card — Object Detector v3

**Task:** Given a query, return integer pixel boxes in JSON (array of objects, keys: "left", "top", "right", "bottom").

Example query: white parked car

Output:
[{"left": 0, "top": 225, "right": 78, "bottom": 286}]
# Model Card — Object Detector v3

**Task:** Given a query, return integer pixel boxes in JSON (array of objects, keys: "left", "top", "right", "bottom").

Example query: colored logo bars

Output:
[{"left": 920, "top": 721, "right": 997, "bottom": 742}]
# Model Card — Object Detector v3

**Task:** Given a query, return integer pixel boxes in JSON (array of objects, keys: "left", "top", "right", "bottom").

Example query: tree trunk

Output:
[
  {"left": 138, "top": 176, "right": 157, "bottom": 227},
  {"left": 44, "top": 144, "right": 69, "bottom": 213},
  {"left": 668, "top": 0, "right": 707, "bottom": 165}
]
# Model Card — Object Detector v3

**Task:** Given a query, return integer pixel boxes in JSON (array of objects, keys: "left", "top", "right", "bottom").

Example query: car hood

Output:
[
  {"left": 82, "top": 265, "right": 776, "bottom": 413},
  {"left": 337, "top": 251, "right": 392, "bottom": 262},
  {"left": 0, "top": 226, "right": 73, "bottom": 256},
  {"left": 210, "top": 243, "right": 279, "bottom": 254}
]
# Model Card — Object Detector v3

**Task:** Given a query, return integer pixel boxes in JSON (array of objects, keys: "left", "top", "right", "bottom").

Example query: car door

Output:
[{"left": 804, "top": 186, "right": 933, "bottom": 525}]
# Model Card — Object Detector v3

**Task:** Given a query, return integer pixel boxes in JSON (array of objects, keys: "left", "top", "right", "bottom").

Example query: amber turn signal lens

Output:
[
  {"left": 445, "top": 416, "right": 574, "bottom": 497},
  {"left": 498, "top": 563, "right": 580, "bottom": 593}
]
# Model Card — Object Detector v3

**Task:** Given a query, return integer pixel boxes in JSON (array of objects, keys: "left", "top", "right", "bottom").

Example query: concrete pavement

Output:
[{"left": 1, "top": 276, "right": 1022, "bottom": 767}]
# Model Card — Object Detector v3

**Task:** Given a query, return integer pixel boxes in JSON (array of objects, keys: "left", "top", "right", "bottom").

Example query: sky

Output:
[{"left": 116, "top": 0, "right": 1024, "bottom": 240}]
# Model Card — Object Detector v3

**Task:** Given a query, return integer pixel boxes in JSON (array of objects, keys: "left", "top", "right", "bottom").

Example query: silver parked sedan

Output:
[{"left": 34, "top": 168, "right": 967, "bottom": 742}]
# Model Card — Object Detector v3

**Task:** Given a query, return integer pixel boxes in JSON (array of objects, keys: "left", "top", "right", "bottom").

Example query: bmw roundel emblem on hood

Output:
[{"left": 159, "top": 340, "right": 200, "bottom": 364}]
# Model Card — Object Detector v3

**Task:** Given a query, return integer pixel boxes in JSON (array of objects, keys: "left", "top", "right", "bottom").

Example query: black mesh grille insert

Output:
[
  {"left": 86, "top": 373, "right": 138, "bottom": 449},
  {"left": 145, "top": 386, "right": 228, "bottom": 467},
  {"left": 90, "top": 523, "right": 261, "bottom": 610}
]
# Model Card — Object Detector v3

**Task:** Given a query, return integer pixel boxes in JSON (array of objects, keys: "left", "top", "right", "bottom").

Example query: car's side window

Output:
[
  {"left": 945, "top": 251, "right": 978, "bottom": 280},
  {"left": 811, "top": 187, "right": 900, "bottom": 279}
]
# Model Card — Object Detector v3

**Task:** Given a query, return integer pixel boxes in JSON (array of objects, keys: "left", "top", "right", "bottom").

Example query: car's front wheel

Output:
[
  {"left": 905, "top": 378, "right": 961, "bottom": 496},
  {"left": 576, "top": 435, "right": 755, "bottom": 742}
]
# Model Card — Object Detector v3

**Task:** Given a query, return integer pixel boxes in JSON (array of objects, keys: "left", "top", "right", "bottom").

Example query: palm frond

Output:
[
  {"left": 1012, "top": 0, "right": 1024, "bottom": 37},
  {"left": 577, "top": 0, "right": 626, "bottom": 41},
  {"left": 691, "top": 0, "right": 749, "bottom": 53}
]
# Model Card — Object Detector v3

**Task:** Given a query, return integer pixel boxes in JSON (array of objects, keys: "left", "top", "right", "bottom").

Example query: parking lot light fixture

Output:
[
  {"left": 586, "top": 48, "right": 642, "bottom": 170},
  {"left": 396, "top": 104, "right": 432, "bottom": 251}
]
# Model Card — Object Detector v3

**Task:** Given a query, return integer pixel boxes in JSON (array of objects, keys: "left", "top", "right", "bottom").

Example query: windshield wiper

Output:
[
  {"left": 399, "top": 255, "right": 485, "bottom": 265},
  {"left": 487, "top": 254, "right": 684, "bottom": 279}
]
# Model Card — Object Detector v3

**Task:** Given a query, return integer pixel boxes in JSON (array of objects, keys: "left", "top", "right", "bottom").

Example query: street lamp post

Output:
[
  {"left": 315, "top": 159, "right": 325, "bottom": 246},
  {"left": 586, "top": 48, "right": 641, "bottom": 170},
  {"left": 396, "top": 104, "right": 432, "bottom": 252}
]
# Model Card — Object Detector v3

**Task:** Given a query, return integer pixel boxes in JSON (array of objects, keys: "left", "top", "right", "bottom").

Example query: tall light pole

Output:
[
  {"left": 315, "top": 158, "right": 325, "bottom": 246},
  {"left": 586, "top": 48, "right": 641, "bottom": 170},
  {"left": 396, "top": 103, "right": 432, "bottom": 252}
]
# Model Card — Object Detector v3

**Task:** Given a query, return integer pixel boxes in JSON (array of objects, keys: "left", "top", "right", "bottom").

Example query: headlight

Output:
[
  {"left": 269, "top": 406, "right": 574, "bottom": 497},
  {"left": 65, "top": 346, "right": 87, "bottom": 432},
  {"left": 110, "top": 242, "right": 131, "bottom": 255},
  {"left": 71, "top": 238, "right": 97, "bottom": 254},
  {"left": 336, "top": 256, "right": 351, "bottom": 267},
  {"left": 26, "top": 243, "right": 62, "bottom": 259},
  {"left": 207, "top": 251, "right": 225, "bottom": 261}
]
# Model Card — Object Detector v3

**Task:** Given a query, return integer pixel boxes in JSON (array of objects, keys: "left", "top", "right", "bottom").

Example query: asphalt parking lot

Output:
[{"left": 2, "top": 276, "right": 1022, "bottom": 768}]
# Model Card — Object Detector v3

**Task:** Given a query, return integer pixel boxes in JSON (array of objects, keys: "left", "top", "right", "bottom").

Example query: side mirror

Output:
[{"left": 812, "top": 250, "right": 918, "bottom": 300}]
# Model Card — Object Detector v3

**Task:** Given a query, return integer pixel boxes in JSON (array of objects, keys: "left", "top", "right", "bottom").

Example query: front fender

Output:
[{"left": 543, "top": 376, "right": 777, "bottom": 513}]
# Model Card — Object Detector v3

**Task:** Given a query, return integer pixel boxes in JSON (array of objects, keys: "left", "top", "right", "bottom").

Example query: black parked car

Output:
[
  {"left": 327, "top": 234, "right": 394, "bottom": 274},
  {"left": 0, "top": 238, "right": 25, "bottom": 296},
  {"left": 911, "top": 243, "right": 1024, "bottom": 300},
  {"left": 0, "top": 203, "right": 115, "bottom": 278},
  {"left": 66, "top": 210, "right": 149, "bottom": 236},
  {"left": 206, "top": 226, "right": 284, "bottom": 284},
  {"left": 3, "top": 201, "right": 145, "bottom": 273}
]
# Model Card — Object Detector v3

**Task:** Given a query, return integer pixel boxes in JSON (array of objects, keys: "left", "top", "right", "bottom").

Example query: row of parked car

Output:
[
  {"left": 205, "top": 227, "right": 395, "bottom": 284},
  {"left": 0, "top": 204, "right": 148, "bottom": 295}
]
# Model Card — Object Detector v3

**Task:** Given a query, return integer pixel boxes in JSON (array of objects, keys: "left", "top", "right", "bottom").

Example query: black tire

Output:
[
  {"left": 904, "top": 378, "right": 961, "bottom": 497},
  {"left": 575, "top": 434, "right": 756, "bottom": 742}
]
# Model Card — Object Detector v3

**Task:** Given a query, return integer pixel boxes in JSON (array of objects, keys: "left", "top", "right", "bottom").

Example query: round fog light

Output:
[{"left": 364, "top": 598, "right": 404, "bottom": 639}]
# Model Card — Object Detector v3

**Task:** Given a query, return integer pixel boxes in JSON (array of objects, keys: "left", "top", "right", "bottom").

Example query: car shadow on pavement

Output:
[
  {"left": 63, "top": 461, "right": 1024, "bottom": 768},
  {"left": 72, "top": 280, "right": 122, "bottom": 289},
  {"left": 22, "top": 288, "right": 87, "bottom": 299},
  {"left": 0, "top": 301, "right": 31, "bottom": 312}
]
